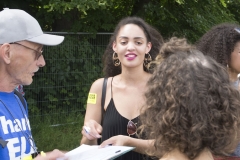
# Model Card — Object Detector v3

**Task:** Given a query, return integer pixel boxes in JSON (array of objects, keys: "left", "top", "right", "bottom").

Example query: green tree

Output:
[
  {"left": 36, "top": 0, "right": 239, "bottom": 42},
  {"left": 1, "top": 0, "right": 238, "bottom": 41}
]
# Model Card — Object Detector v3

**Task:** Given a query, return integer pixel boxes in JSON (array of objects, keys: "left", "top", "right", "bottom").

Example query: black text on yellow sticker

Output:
[{"left": 87, "top": 93, "right": 97, "bottom": 104}]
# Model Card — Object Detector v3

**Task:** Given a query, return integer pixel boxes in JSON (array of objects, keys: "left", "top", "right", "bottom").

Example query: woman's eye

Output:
[
  {"left": 120, "top": 41, "right": 127, "bottom": 45},
  {"left": 136, "top": 42, "right": 142, "bottom": 45}
]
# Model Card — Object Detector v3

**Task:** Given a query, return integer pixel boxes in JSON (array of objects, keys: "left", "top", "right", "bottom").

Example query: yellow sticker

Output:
[{"left": 87, "top": 93, "right": 97, "bottom": 104}]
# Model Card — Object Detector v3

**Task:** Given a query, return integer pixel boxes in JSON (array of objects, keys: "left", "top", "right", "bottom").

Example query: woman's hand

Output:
[
  {"left": 100, "top": 135, "right": 131, "bottom": 147},
  {"left": 81, "top": 119, "right": 102, "bottom": 141},
  {"left": 100, "top": 136, "right": 155, "bottom": 155}
]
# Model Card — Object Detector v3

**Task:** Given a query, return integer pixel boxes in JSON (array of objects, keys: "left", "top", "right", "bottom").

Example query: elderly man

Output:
[{"left": 0, "top": 8, "right": 65, "bottom": 160}]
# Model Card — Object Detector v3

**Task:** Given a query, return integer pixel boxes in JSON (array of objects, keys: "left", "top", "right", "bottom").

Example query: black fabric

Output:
[
  {"left": 98, "top": 77, "right": 108, "bottom": 145},
  {"left": 101, "top": 77, "right": 108, "bottom": 125},
  {"left": 14, "top": 89, "right": 26, "bottom": 110},
  {"left": 101, "top": 77, "right": 150, "bottom": 160}
]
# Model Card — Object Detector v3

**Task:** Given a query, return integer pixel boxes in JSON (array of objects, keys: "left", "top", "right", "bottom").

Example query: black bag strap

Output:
[
  {"left": 101, "top": 77, "right": 108, "bottom": 124},
  {"left": 14, "top": 89, "right": 26, "bottom": 110}
]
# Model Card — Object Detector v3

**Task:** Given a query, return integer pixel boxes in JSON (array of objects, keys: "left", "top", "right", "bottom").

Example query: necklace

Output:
[{"left": 0, "top": 94, "right": 38, "bottom": 158}]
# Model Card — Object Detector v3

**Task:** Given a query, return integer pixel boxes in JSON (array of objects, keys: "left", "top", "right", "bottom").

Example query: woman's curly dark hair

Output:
[
  {"left": 102, "top": 16, "right": 164, "bottom": 77},
  {"left": 196, "top": 23, "right": 240, "bottom": 67},
  {"left": 139, "top": 37, "right": 240, "bottom": 159}
]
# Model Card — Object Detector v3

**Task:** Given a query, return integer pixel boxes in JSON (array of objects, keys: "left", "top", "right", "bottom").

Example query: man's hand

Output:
[{"left": 34, "top": 149, "right": 66, "bottom": 160}]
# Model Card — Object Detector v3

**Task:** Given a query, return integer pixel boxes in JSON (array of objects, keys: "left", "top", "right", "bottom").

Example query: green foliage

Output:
[
  {"left": 31, "top": 112, "right": 84, "bottom": 151},
  {"left": 142, "top": 0, "right": 237, "bottom": 42},
  {"left": 227, "top": 0, "right": 240, "bottom": 23},
  {"left": 24, "top": 34, "right": 107, "bottom": 123},
  {"left": 45, "top": 0, "right": 113, "bottom": 14},
  {"left": 26, "top": 0, "right": 238, "bottom": 43},
  {"left": 2, "top": 0, "right": 238, "bottom": 42}
]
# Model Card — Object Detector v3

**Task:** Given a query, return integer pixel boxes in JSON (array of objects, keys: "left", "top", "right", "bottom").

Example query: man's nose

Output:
[{"left": 37, "top": 55, "right": 46, "bottom": 67}]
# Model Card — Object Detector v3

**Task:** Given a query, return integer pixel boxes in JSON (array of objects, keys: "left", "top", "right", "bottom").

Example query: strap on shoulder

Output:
[
  {"left": 14, "top": 89, "right": 26, "bottom": 110},
  {"left": 101, "top": 77, "right": 108, "bottom": 124},
  {"left": 98, "top": 77, "right": 108, "bottom": 145}
]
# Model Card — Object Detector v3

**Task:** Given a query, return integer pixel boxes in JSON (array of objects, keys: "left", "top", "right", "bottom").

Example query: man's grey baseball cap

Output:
[{"left": 0, "top": 8, "right": 64, "bottom": 46}]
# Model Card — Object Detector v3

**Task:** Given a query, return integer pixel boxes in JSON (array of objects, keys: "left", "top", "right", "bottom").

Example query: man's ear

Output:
[{"left": 0, "top": 44, "right": 11, "bottom": 64}]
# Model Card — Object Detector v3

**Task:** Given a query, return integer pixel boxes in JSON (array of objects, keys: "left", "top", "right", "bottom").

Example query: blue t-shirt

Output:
[{"left": 0, "top": 91, "right": 35, "bottom": 160}]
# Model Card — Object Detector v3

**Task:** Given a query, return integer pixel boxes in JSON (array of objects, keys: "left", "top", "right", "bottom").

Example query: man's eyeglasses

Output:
[
  {"left": 10, "top": 42, "right": 43, "bottom": 60},
  {"left": 127, "top": 120, "right": 137, "bottom": 136}
]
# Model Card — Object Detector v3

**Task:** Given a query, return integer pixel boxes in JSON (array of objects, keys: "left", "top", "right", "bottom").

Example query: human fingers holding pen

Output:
[{"left": 82, "top": 119, "right": 102, "bottom": 140}]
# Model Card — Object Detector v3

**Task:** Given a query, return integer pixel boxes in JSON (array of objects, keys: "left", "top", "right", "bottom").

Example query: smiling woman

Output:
[
  {"left": 112, "top": 23, "right": 151, "bottom": 69},
  {"left": 80, "top": 16, "right": 164, "bottom": 160}
]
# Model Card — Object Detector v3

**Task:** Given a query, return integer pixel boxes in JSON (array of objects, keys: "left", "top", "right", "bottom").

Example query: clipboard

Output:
[{"left": 58, "top": 144, "right": 135, "bottom": 160}]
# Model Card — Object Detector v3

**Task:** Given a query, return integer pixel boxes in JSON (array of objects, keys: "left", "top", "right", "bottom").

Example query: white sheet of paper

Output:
[{"left": 59, "top": 144, "right": 134, "bottom": 160}]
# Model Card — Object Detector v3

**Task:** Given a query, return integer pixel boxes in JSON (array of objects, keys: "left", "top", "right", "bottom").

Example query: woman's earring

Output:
[
  {"left": 112, "top": 52, "right": 121, "bottom": 66},
  {"left": 144, "top": 53, "right": 152, "bottom": 68}
]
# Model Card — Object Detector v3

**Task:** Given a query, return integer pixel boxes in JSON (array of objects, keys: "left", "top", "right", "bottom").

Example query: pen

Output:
[
  {"left": 115, "top": 150, "right": 121, "bottom": 153},
  {"left": 83, "top": 126, "right": 90, "bottom": 134}
]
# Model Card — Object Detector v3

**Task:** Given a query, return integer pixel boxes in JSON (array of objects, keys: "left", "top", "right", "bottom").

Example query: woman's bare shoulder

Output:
[{"left": 90, "top": 77, "right": 112, "bottom": 92}]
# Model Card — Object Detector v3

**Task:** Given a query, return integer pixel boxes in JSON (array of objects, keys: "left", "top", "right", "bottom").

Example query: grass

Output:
[{"left": 30, "top": 112, "right": 85, "bottom": 152}]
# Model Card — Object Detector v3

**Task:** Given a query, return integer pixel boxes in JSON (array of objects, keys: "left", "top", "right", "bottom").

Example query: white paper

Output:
[{"left": 58, "top": 144, "right": 134, "bottom": 160}]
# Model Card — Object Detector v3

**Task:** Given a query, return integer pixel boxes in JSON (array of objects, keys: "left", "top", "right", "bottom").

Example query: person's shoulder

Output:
[
  {"left": 90, "top": 77, "right": 111, "bottom": 91},
  {"left": 92, "top": 77, "right": 107, "bottom": 86}
]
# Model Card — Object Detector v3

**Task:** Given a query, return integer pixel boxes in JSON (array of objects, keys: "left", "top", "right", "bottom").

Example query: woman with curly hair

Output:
[
  {"left": 196, "top": 23, "right": 240, "bottom": 90},
  {"left": 196, "top": 23, "right": 240, "bottom": 157},
  {"left": 80, "top": 16, "right": 163, "bottom": 160},
  {"left": 139, "top": 37, "right": 240, "bottom": 160}
]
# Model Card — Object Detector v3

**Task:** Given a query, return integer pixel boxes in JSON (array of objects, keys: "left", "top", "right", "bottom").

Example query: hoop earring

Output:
[
  {"left": 112, "top": 52, "right": 121, "bottom": 66},
  {"left": 144, "top": 53, "right": 152, "bottom": 68}
]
